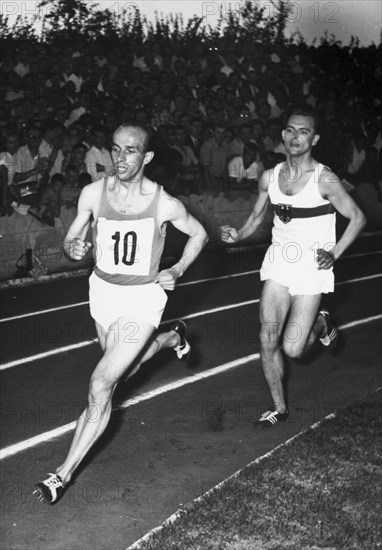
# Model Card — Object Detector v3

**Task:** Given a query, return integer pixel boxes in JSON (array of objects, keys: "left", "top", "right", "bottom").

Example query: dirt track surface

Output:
[{"left": 1, "top": 234, "right": 381, "bottom": 550}]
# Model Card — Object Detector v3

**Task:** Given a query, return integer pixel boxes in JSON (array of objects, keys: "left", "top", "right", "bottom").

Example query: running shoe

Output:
[
  {"left": 33, "top": 473, "right": 65, "bottom": 504},
  {"left": 319, "top": 309, "right": 338, "bottom": 349},
  {"left": 257, "top": 410, "right": 289, "bottom": 427},
  {"left": 171, "top": 320, "right": 191, "bottom": 360}
]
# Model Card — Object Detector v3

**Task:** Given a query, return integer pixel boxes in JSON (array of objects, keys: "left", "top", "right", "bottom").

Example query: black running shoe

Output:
[
  {"left": 319, "top": 309, "right": 338, "bottom": 349},
  {"left": 33, "top": 473, "right": 65, "bottom": 504},
  {"left": 171, "top": 320, "right": 191, "bottom": 360},
  {"left": 257, "top": 410, "right": 289, "bottom": 427}
]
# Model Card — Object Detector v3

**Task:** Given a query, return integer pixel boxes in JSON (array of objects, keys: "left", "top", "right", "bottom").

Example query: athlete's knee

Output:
[
  {"left": 282, "top": 339, "right": 305, "bottom": 359},
  {"left": 88, "top": 373, "right": 114, "bottom": 404},
  {"left": 259, "top": 322, "right": 281, "bottom": 353}
]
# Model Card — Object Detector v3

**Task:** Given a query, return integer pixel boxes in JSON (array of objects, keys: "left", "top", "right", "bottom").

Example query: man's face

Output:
[
  {"left": 252, "top": 123, "right": 263, "bottom": 140},
  {"left": 239, "top": 127, "right": 252, "bottom": 144},
  {"left": 214, "top": 127, "right": 226, "bottom": 144},
  {"left": 93, "top": 131, "right": 106, "bottom": 149},
  {"left": 73, "top": 146, "right": 86, "bottom": 163},
  {"left": 282, "top": 115, "right": 319, "bottom": 157},
  {"left": 65, "top": 169, "right": 78, "bottom": 186},
  {"left": 6, "top": 135, "right": 19, "bottom": 154},
  {"left": 267, "top": 123, "right": 280, "bottom": 140},
  {"left": 111, "top": 127, "right": 152, "bottom": 182},
  {"left": 174, "top": 129, "right": 185, "bottom": 145},
  {"left": 26, "top": 129, "right": 42, "bottom": 149}
]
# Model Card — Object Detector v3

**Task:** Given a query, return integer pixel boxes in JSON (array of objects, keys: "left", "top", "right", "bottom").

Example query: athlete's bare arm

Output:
[
  {"left": 63, "top": 182, "right": 101, "bottom": 260},
  {"left": 318, "top": 167, "right": 366, "bottom": 269},
  {"left": 221, "top": 170, "right": 271, "bottom": 243},
  {"left": 157, "top": 191, "right": 208, "bottom": 290}
]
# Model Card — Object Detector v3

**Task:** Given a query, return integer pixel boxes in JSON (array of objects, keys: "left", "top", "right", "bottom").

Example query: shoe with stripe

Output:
[
  {"left": 33, "top": 473, "right": 65, "bottom": 504},
  {"left": 171, "top": 320, "right": 191, "bottom": 360},
  {"left": 319, "top": 309, "right": 338, "bottom": 349},
  {"left": 257, "top": 410, "right": 289, "bottom": 427}
]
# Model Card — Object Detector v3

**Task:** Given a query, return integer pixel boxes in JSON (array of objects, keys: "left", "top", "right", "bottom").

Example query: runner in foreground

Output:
[{"left": 34, "top": 124, "right": 208, "bottom": 502}]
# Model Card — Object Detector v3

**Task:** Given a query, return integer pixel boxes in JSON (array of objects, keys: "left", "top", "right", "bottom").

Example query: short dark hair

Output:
[
  {"left": 114, "top": 123, "right": 153, "bottom": 153},
  {"left": 285, "top": 104, "right": 320, "bottom": 133}
]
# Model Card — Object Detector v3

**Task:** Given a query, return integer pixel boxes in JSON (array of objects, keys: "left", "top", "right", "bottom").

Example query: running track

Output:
[{"left": 1, "top": 231, "right": 381, "bottom": 550}]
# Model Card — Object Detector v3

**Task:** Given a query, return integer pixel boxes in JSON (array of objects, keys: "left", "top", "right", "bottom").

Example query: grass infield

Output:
[{"left": 135, "top": 389, "right": 381, "bottom": 550}]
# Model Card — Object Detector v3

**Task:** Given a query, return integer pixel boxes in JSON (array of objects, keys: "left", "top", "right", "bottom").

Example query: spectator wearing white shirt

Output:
[
  {"left": 227, "top": 142, "right": 263, "bottom": 200},
  {"left": 68, "top": 90, "right": 91, "bottom": 125},
  {"left": 346, "top": 134, "right": 368, "bottom": 180},
  {"left": 85, "top": 126, "right": 113, "bottom": 182},
  {"left": 13, "top": 126, "right": 50, "bottom": 205},
  {"left": 0, "top": 133, "right": 19, "bottom": 214},
  {"left": 39, "top": 120, "right": 66, "bottom": 178}
]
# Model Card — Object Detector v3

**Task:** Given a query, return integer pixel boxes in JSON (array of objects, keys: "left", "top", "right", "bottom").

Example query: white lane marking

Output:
[
  {"left": 1, "top": 250, "right": 381, "bottom": 323},
  {"left": 0, "top": 301, "right": 90, "bottom": 323},
  {"left": 0, "top": 340, "right": 98, "bottom": 370},
  {"left": 127, "top": 385, "right": 382, "bottom": 549},
  {"left": 0, "top": 354, "right": 259, "bottom": 461},
  {"left": 1, "top": 316, "right": 382, "bottom": 460},
  {"left": 0, "top": 300, "right": 258, "bottom": 372},
  {"left": 336, "top": 273, "right": 382, "bottom": 285},
  {"left": 126, "top": 412, "right": 339, "bottom": 549},
  {"left": 1, "top": 272, "right": 382, "bottom": 371}
]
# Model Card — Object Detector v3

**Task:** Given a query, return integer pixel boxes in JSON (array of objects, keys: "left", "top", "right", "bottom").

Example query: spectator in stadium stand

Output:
[
  {"left": 187, "top": 97, "right": 207, "bottom": 120},
  {"left": 0, "top": 133, "right": 19, "bottom": 215},
  {"left": 200, "top": 124, "right": 229, "bottom": 196},
  {"left": 220, "top": 50, "right": 240, "bottom": 76},
  {"left": 54, "top": 104, "right": 71, "bottom": 129},
  {"left": 5, "top": 72, "right": 24, "bottom": 103},
  {"left": 61, "top": 164, "right": 82, "bottom": 208},
  {"left": 227, "top": 141, "right": 264, "bottom": 200},
  {"left": 39, "top": 120, "right": 66, "bottom": 178},
  {"left": 62, "top": 141, "right": 89, "bottom": 175},
  {"left": 263, "top": 119, "right": 287, "bottom": 155},
  {"left": 68, "top": 89, "right": 92, "bottom": 125},
  {"left": 251, "top": 119, "right": 266, "bottom": 160},
  {"left": 345, "top": 133, "right": 368, "bottom": 183},
  {"left": 28, "top": 173, "right": 65, "bottom": 226},
  {"left": 62, "top": 125, "right": 82, "bottom": 157},
  {"left": 85, "top": 125, "right": 114, "bottom": 182},
  {"left": 226, "top": 123, "right": 256, "bottom": 159},
  {"left": 254, "top": 99, "right": 273, "bottom": 128},
  {"left": 151, "top": 95, "right": 174, "bottom": 130},
  {"left": 13, "top": 125, "right": 50, "bottom": 205},
  {"left": 149, "top": 125, "right": 183, "bottom": 192},
  {"left": 184, "top": 117, "right": 204, "bottom": 161},
  {"left": 169, "top": 125, "right": 200, "bottom": 196},
  {"left": 365, "top": 120, "right": 382, "bottom": 153},
  {"left": 66, "top": 57, "right": 87, "bottom": 93},
  {"left": 62, "top": 80, "right": 78, "bottom": 108}
]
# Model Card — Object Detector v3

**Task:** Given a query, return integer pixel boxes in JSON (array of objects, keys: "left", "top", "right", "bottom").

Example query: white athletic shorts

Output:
[
  {"left": 89, "top": 272, "right": 168, "bottom": 332},
  {"left": 260, "top": 244, "right": 334, "bottom": 296}
]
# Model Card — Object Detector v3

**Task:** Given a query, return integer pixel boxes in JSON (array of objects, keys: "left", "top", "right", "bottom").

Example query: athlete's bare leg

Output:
[
  {"left": 260, "top": 280, "right": 326, "bottom": 413},
  {"left": 283, "top": 293, "right": 325, "bottom": 359},
  {"left": 96, "top": 322, "right": 182, "bottom": 379},
  {"left": 55, "top": 317, "right": 157, "bottom": 484},
  {"left": 259, "top": 280, "right": 291, "bottom": 413}
]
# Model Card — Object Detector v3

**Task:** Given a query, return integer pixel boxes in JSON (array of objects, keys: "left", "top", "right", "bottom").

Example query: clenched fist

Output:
[
  {"left": 155, "top": 268, "right": 180, "bottom": 291},
  {"left": 221, "top": 225, "right": 239, "bottom": 243},
  {"left": 64, "top": 238, "right": 92, "bottom": 261}
]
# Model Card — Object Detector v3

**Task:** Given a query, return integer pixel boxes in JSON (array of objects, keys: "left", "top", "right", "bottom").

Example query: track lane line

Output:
[
  {"left": 1, "top": 273, "right": 381, "bottom": 371},
  {"left": 1, "top": 314, "right": 381, "bottom": 460},
  {"left": 1, "top": 250, "right": 381, "bottom": 323}
]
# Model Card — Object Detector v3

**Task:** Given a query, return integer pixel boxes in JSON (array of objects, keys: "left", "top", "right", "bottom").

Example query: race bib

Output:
[{"left": 95, "top": 217, "right": 154, "bottom": 276}]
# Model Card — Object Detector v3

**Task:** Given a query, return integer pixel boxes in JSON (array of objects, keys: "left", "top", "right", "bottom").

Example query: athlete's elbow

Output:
[{"left": 356, "top": 209, "right": 366, "bottom": 232}]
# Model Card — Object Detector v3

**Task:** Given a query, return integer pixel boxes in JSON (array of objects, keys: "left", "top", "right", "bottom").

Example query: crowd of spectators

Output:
[{"left": 1, "top": 37, "right": 382, "bottom": 225}]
